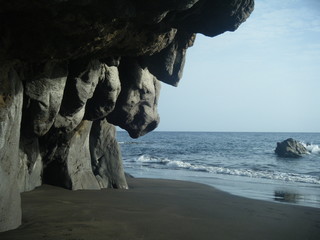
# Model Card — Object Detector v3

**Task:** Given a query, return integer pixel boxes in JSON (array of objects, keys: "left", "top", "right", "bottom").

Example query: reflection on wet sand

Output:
[{"left": 274, "top": 190, "right": 302, "bottom": 203}]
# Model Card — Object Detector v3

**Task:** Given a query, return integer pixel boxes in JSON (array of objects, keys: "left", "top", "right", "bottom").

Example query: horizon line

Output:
[{"left": 116, "top": 129, "right": 320, "bottom": 134}]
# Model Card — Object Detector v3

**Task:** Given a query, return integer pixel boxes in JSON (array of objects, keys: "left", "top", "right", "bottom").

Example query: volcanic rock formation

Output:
[
  {"left": 275, "top": 138, "right": 309, "bottom": 158},
  {"left": 0, "top": 0, "right": 254, "bottom": 232}
]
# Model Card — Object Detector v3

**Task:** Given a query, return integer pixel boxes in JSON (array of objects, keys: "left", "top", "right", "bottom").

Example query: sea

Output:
[{"left": 117, "top": 131, "right": 320, "bottom": 208}]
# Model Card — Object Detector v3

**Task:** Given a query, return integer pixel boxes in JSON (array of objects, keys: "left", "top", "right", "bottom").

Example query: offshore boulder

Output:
[{"left": 275, "top": 138, "right": 309, "bottom": 158}]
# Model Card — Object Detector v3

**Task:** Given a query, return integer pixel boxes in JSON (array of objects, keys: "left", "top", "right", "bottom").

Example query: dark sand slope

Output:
[{"left": 1, "top": 178, "right": 319, "bottom": 240}]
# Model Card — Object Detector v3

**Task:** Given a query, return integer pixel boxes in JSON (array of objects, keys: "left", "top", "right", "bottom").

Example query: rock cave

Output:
[{"left": 0, "top": 0, "right": 254, "bottom": 232}]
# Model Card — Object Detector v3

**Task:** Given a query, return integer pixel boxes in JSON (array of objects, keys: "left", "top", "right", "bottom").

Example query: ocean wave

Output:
[
  {"left": 133, "top": 155, "right": 320, "bottom": 185},
  {"left": 301, "top": 142, "right": 320, "bottom": 154},
  {"left": 137, "top": 155, "right": 169, "bottom": 163}
]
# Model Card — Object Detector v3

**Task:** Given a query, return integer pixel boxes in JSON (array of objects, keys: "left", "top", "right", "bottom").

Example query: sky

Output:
[{"left": 157, "top": 0, "right": 320, "bottom": 132}]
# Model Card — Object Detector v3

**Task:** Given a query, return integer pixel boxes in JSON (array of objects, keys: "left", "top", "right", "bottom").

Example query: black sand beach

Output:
[{"left": 1, "top": 178, "right": 319, "bottom": 240}]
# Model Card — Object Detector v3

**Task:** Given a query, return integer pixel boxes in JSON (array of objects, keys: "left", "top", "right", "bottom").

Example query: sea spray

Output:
[{"left": 301, "top": 142, "right": 320, "bottom": 154}]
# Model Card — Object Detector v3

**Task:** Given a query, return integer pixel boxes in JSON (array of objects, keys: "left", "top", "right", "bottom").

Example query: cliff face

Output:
[{"left": 0, "top": 0, "right": 254, "bottom": 232}]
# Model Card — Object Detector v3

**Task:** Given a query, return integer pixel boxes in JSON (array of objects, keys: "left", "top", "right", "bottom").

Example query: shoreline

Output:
[
  {"left": 1, "top": 178, "right": 319, "bottom": 240},
  {"left": 125, "top": 168, "right": 320, "bottom": 209}
]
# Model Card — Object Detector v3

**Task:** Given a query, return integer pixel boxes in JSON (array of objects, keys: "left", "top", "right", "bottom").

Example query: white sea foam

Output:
[
  {"left": 301, "top": 142, "right": 320, "bottom": 154},
  {"left": 137, "top": 155, "right": 158, "bottom": 162},
  {"left": 134, "top": 155, "right": 320, "bottom": 185}
]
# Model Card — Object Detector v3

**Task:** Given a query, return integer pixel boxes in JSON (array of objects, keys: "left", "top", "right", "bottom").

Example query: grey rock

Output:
[
  {"left": 0, "top": 66, "right": 23, "bottom": 232},
  {"left": 66, "top": 121, "right": 101, "bottom": 190},
  {"left": 84, "top": 64, "right": 121, "bottom": 121},
  {"left": 42, "top": 121, "right": 100, "bottom": 190},
  {"left": 90, "top": 119, "right": 128, "bottom": 189},
  {"left": 23, "top": 61, "right": 68, "bottom": 136},
  {"left": 174, "top": 0, "right": 255, "bottom": 37},
  {"left": 133, "top": 0, "right": 200, "bottom": 12},
  {"left": 54, "top": 109, "right": 86, "bottom": 133},
  {"left": 140, "top": 31, "right": 195, "bottom": 86},
  {"left": 101, "top": 57, "right": 121, "bottom": 67},
  {"left": 1, "top": 0, "right": 254, "bottom": 63},
  {"left": 17, "top": 136, "right": 42, "bottom": 192},
  {"left": 56, "top": 60, "right": 102, "bottom": 132},
  {"left": 108, "top": 58, "right": 161, "bottom": 138},
  {"left": 0, "top": 0, "right": 255, "bottom": 232},
  {"left": 125, "top": 172, "right": 134, "bottom": 178},
  {"left": 275, "top": 138, "right": 309, "bottom": 158}
]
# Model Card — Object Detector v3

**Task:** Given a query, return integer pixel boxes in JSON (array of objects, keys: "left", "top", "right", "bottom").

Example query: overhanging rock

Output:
[{"left": 0, "top": 0, "right": 254, "bottom": 232}]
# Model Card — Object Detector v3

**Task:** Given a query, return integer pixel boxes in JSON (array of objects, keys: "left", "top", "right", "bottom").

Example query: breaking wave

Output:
[
  {"left": 301, "top": 142, "right": 320, "bottom": 154},
  {"left": 135, "top": 155, "right": 320, "bottom": 185}
]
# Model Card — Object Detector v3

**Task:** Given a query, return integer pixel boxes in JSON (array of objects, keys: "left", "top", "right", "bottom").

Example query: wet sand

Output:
[{"left": 1, "top": 178, "right": 319, "bottom": 240}]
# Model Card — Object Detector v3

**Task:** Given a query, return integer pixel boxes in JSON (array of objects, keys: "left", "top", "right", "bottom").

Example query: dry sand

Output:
[{"left": 0, "top": 178, "right": 319, "bottom": 240}]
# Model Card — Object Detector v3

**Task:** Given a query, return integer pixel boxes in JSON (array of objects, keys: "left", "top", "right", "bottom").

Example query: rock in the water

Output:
[{"left": 275, "top": 138, "right": 309, "bottom": 158}]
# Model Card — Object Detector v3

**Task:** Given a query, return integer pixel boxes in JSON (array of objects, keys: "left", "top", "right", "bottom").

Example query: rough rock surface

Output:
[
  {"left": 0, "top": 0, "right": 254, "bottom": 232},
  {"left": 85, "top": 63, "right": 121, "bottom": 121},
  {"left": 18, "top": 136, "right": 42, "bottom": 192},
  {"left": 140, "top": 31, "right": 196, "bottom": 86},
  {"left": 275, "top": 138, "right": 309, "bottom": 158},
  {"left": 107, "top": 58, "right": 161, "bottom": 138},
  {"left": 54, "top": 59, "right": 101, "bottom": 132},
  {"left": 42, "top": 121, "right": 101, "bottom": 190},
  {"left": 90, "top": 119, "right": 128, "bottom": 189},
  {"left": 0, "top": 66, "right": 23, "bottom": 232},
  {"left": 23, "top": 61, "right": 68, "bottom": 137}
]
